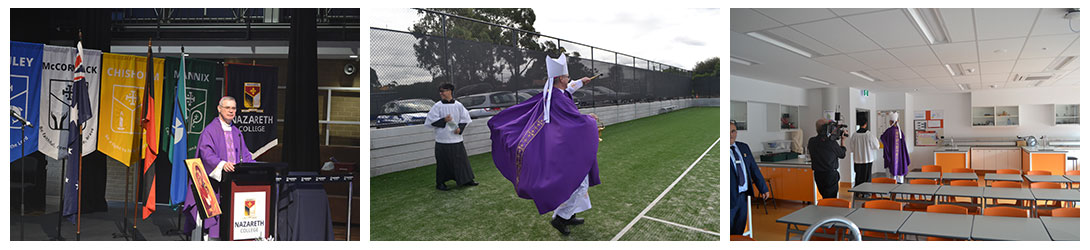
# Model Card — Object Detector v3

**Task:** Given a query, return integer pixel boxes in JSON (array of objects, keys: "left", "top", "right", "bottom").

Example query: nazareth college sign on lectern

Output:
[{"left": 219, "top": 163, "right": 283, "bottom": 241}]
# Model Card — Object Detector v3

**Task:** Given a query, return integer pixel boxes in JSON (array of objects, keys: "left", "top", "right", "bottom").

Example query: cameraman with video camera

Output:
[{"left": 808, "top": 118, "right": 847, "bottom": 199}]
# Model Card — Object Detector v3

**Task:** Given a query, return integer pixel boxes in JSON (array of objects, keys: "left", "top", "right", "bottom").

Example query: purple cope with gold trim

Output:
[{"left": 488, "top": 88, "right": 601, "bottom": 214}]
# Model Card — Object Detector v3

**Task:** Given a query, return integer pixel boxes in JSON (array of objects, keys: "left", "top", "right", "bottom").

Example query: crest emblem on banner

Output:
[
  {"left": 11, "top": 75, "right": 30, "bottom": 129},
  {"left": 111, "top": 85, "right": 142, "bottom": 134},
  {"left": 243, "top": 82, "right": 261, "bottom": 110},
  {"left": 48, "top": 79, "right": 75, "bottom": 130},
  {"left": 186, "top": 88, "right": 207, "bottom": 134}
]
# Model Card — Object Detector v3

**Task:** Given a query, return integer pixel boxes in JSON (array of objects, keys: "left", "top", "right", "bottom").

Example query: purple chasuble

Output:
[
  {"left": 488, "top": 88, "right": 601, "bottom": 214},
  {"left": 183, "top": 118, "right": 255, "bottom": 238},
  {"left": 880, "top": 125, "right": 910, "bottom": 176}
]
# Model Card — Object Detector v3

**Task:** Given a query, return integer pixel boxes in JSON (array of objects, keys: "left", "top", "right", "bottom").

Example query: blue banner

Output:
[{"left": 10, "top": 41, "right": 44, "bottom": 161}]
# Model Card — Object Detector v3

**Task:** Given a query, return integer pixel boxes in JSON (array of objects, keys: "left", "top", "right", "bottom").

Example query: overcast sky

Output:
[{"left": 369, "top": 8, "right": 720, "bottom": 70}]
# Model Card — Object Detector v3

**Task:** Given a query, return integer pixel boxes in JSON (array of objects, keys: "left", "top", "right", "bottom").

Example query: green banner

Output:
[{"left": 162, "top": 57, "right": 220, "bottom": 159}]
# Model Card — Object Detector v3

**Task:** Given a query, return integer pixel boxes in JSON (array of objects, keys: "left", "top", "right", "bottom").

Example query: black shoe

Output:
[
  {"left": 566, "top": 216, "right": 584, "bottom": 226},
  {"left": 464, "top": 181, "right": 479, "bottom": 186},
  {"left": 436, "top": 183, "right": 449, "bottom": 191},
  {"left": 550, "top": 217, "right": 571, "bottom": 235}
]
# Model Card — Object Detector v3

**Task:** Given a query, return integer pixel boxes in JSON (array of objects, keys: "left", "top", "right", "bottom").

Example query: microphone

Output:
[{"left": 10, "top": 109, "right": 34, "bottom": 128}]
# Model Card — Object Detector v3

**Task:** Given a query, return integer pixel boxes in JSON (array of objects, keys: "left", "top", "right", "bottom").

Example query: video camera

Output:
[{"left": 822, "top": 107, "right": 849, "bottom": 140}]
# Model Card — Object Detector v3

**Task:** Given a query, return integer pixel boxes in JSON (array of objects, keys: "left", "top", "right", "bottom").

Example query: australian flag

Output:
[{"left": 63, "top": 40, "right": 93, "bottom": 224}]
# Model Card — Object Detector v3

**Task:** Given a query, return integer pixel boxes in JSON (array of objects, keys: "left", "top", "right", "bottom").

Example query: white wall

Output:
[
  {"left": 730, "top": 75, "right": 810, "bottom": 153},
  {"left": 908, "top": 90, "right": 1081, "bottom": 171}
]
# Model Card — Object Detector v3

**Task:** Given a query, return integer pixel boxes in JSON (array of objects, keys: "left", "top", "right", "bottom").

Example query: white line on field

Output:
[
  {"left": 641, "top": 215, "right": 720, "bottom": 237},
  {"left": 610, "top": 138, "right": 720, "bottom": 241}
]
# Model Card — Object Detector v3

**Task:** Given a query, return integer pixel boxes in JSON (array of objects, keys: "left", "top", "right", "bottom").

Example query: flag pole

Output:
[{"left": 75, "top": 30, "right": 83, "bottom": 242}]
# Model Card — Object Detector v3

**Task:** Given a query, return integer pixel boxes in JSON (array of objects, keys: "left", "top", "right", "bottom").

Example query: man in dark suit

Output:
[{"left": 730, "top": 120, "right": 770, "bottom": 235}]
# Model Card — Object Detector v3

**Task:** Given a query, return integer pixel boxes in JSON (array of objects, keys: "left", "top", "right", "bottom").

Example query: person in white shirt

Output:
[
  {"left": 850, "top": 118, "right": 881, "bottom": 186},
  {"left": 425, "top": 84, "right": 478, "bottom": 191}
]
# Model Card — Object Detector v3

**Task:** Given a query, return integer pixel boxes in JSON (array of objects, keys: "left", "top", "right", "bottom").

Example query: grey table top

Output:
[
  {"left": 897, "top": 211, "right": 974, "bottom": 240},
  {"left": 984, "top": 173, "right": 1024, "bottom": 182},
  {"left": 1025, "top": 175, "right": 1072, "bottom": 183},
  {"left": 848, "top": 183, "right": 900, "bottom": 195},
  {"left": 935, "top": 185, "right": 985, "bottom": 197},
  {"left": 890, "top": 184, "right": 941, "bottom": 195},
  {"left": 1040, "top": 216, "right": 1080, "bottom": 241},
  {"left": 835, "top": 208, "right": 913, "bottom": 234},
  {"left": 942, "top": 172, "right": 979, "bottom": 180},
  {"left": 982, "top": 187, "right": 1035, "bottom": 200},
  {"left": 1030, "top": 188, "right": 1080, "bottom": 202},
  {"left": 906, "top": 172, "right": 941, "bottom": 179},
  {"left": 971, "top": 215, "right": 1052, "bottom": 241},
  {"left": 775, "top": 205, "right": 857, "bottom": 226},
  {"left": 1065, "top": 175, "right": 1080, "bottom": 183}
]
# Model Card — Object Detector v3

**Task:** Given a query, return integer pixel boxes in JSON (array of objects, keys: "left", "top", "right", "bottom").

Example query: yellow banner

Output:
[{"left": 98, "top": 53, "right": 164, "bottom": 167}]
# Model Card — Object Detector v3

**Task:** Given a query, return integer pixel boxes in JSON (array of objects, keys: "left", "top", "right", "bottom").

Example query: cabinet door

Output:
[
  {"left": 1007, "top": 150, "right": 1022, "bottom": 170},
  {"left": 970, "top": 150, "right": 983, "bottom": 170},
  {"left": 985, "top": 150, "right": 997, "bottom": 170}
]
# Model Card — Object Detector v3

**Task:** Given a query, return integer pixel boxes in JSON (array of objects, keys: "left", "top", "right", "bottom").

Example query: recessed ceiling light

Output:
[
  {"left": 990, "top": 84, "right": 998, "bottom": 89},
  {"left": 800, "top": 76, "right": 833, "bottom": 86},
  {"left": 958, "top": 83, "right": 970, "bottom": 90},
  {"left": 944, "top": 64, "right": 957, "bottom": 76},
  {"left": 907, "top": 8, "right": 950, "bottom": 44},
  {"left": 729, "top": 56, "right": 758, "bottom": 66},
  {"left": 850, "top": 71, "right": 877, "bottom": 82},
  {"left": 747, "top": 32, "right": 813, "bottom": 58}
]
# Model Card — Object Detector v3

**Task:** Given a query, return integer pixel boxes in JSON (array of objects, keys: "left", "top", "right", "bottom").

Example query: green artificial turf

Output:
[{"left": 370, "top": 107, "right": 720, "bottom": 241}]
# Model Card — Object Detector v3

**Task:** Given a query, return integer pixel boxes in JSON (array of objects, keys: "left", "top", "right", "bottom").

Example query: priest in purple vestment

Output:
[
  {"left": 880, "top": 112, "right": 909, "bottom": 183},
  {"left": 488, "top": 54, "right": 599, "bottom": 235},
  {"left": 184, "top": 96, "right": 256, "bottom": 240}
]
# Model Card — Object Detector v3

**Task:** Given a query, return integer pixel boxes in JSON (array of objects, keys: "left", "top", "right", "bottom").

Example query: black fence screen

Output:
[{"left": 370, "top": 11, "right": 693, "bottom": 128}]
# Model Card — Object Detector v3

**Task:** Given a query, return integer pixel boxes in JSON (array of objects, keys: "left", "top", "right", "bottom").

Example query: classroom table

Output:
[
  {"left": 897, "top": 211, "right": 974, "bottom": 240},
  {"left": 1039, "top": 216, "right": 1079, "bottom": 241},
  {"left": 775, "top": 205, "right": 857, "bottom": 241},
  {"left": 983, "top": 173, "right": 1024, "bottom": 186},
  {"left": 835, "top": 208, "right": 913, "bottom": 240},
  {"left": 1030, "top": 188, "right": 1080, "bottom": 208},
  {"left": 889, "top": 184, "right": 940, "bottom": 205},
  {"left": 940, "top": 172, "right": 979, "bottom": 183},
  {"left": 1025, "top": 175, "right": 1074, "bottom": 188},
  {"left": 934, "top": 185, "right": 985, "bottom": 207},
  {"left": 970, "top": 215, "right": 1052, "bottom": 241},
  {"left": 847, "top": 183, "right": 899, "bottom": 205},
  {"left": 1064, "top": 175, "right": 1079, "bottom": 189},
  {"left": 905, "top": 172, "right": 941, "bottom": 180},
  {"left": 981, "top": 187, "right": 1036, "bottom": 214}
]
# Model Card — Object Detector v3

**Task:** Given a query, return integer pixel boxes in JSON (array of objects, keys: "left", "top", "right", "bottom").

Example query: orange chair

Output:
[
  {"left": 904, "top": 179, "right": 938, "bottom": 212},
  {"left": 817, "top": 198, "right": 851, "bottom": 208},
  {"left": 1066, "top": 170, "right": 1080, "bottom": 175},
  {"left": 997, "top": 169, "right": 1021, "bottom": 174},
  {"left": 925, "top": 205, "right": 970, "bottom": 241},
  {"left": 982, "top": 207, "right": 1029, "bottom": 218},
  {"left": 869, "top": 177, "right": 897, "bottom": 199},
  {"left": 872, "top": 177, "right": 896, "bottom": 184},
  {"left": 811, "top": 198, "right": 852, "bottom": 240},
  {"left": 948, "top": 180, "right": 981, "bottom": 214},
  {"left": 990, "top": 181, "right": 1026, "bottom": 207},
  {"left": 861, "top": 200, "right": 904, "bottom": 240},
  {"left": 950, "top": 168, "right": 974, "bottom": 173},
  {"left": 1031, "top": 182, "right": 1064, "bottom": 216},
  {"left": 1052, "top": 207, "right": 1080, "bottom": 218},
  {"left": 1027, "top": 170, "right": 1052, "bottom": 176},
  {"left": 730, "top": 235, "right": 756, "bottom": 241},
  {"left": 923, "top": 165, "right": 942, "bottom": 172}
]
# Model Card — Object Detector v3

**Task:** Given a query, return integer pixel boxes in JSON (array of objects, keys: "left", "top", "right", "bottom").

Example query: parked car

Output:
[
  {"left": 461, "top": 91, "right": 519, "bottom": 118},
  {"left": 373, "top": 99, "right": 435, "bottom": 127}
]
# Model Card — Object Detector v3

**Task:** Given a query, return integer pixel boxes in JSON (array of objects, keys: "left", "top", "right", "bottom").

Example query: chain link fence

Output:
[{"left": 370, "top": 9, "right": 694, "bottom": 128}]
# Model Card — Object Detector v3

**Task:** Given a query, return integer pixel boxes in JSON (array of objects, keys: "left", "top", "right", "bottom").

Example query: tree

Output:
[
  {"left": 409, "top": 8, "right": 573, "bottom": 94},
  {"left": 692, "top": 57, "right": 719, "bottom": 79}
]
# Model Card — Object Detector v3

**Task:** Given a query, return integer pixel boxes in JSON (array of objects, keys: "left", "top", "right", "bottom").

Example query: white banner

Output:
[
  {"left": 38, "top": 45, "right": 102, "bottom": 160},
  {"left": 232, "top": 191, "right": 267, "bottom": 240}
]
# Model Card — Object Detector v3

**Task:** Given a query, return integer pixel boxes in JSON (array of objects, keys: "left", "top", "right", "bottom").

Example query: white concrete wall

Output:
[
  {"left": 370, "top": 99, "right": 708, "bottom": 177},
  {"left": 909, "top": 91, "right": 1080, "bottom": 171}
]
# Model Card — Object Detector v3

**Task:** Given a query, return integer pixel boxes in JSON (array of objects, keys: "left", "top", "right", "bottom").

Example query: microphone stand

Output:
[{"left": 12, "top": 109, "right": 34, "bottom": 241}]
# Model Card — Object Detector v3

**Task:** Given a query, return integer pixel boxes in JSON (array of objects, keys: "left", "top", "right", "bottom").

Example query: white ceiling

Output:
[{"left": 730, "top": 8, "right": 1080, "bottom": 93}]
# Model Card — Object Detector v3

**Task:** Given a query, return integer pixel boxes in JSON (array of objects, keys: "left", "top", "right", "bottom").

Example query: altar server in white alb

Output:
[{"left": 425, "top": 83, "right": 478, "bottom": 191}]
